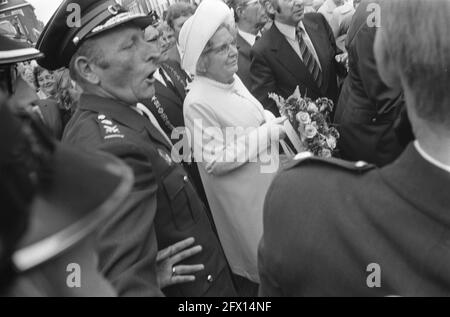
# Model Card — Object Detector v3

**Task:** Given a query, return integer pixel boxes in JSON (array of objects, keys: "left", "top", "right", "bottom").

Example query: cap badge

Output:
[{"left": 108, "top": 4, "right": 121, "bottom": 16}]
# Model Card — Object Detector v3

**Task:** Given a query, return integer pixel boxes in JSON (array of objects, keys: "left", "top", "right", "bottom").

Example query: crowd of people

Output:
[{"left": 1, "top": 0, "right": 449, "bottom": 297}]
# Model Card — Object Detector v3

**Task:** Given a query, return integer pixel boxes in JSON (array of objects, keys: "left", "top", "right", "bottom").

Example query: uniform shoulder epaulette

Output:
[
  {"left": 283, "top": 152, "right": 376, "bottom": 174},
  {"left": 95, "top": 114, "right": 125, "bottom": 141}
]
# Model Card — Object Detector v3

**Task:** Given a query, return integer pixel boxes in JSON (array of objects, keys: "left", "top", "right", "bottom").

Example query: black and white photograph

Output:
[{"left": 0, "top": 0, "right": 449, "bottom": 300}]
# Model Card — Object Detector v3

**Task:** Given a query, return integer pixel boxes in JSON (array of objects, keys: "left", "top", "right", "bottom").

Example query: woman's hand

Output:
[
  {"left": 267, "top": 116, "right": 288, "bottom": 140},
  {"left": 157, "top": 237, "right": 205, "bottom": 289}
]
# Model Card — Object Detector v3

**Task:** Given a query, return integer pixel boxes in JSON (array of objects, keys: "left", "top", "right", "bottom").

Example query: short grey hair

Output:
[
  {"left": 381, "top": 0, "right": 450, "bottom": 125},
  {"left": 69, "top": 38, "right": 110, "bottom": 86}
]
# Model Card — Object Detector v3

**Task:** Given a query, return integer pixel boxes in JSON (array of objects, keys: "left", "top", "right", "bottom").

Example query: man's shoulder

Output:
[
  {"left": 304, "top": 12, "right": 331, "bottom": 30},
  {"left": 252, "top": 24, "right": 278, "bottom": 53},
  {"left": 280, "top": 153, "right": 377, "bottom": 180},
  {"left": 63, "top": 110, "right": 129, "bottom": 149},
  {"left": 305, "top": 12, "right": 326, "bottom": 21},
  {"left": 263, "top": 154, "right": 383, "bottom": 256},
  {"left": 267, "top": 154, "right": 379, "bottom": 209}
]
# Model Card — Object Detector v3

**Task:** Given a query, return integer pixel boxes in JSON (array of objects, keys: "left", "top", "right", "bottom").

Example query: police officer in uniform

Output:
[
  {"left": 0, "top": 34, "right": 133, "bottom": 296},
  {"left": 37, "top": 0, "right": 236, "bottom": 297},
  {"left": 258, "top": 0, "right": 450, "bottom": 296}
]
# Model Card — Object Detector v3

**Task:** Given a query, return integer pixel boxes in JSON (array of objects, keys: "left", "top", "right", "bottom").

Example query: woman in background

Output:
[
  {"left": 33, "top": 67, "right": 78, "bottom": 139},
  {"left": 34, "top": 66, "right": 56, "bottom": 100}
]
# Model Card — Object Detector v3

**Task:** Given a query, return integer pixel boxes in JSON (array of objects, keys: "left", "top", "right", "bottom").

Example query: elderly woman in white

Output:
[{"left": 180, "top": 0, "right": 286, "bottom": 288}]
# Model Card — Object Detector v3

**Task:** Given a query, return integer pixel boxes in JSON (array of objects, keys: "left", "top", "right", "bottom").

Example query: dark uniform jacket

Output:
[
  {"left": 334, "top": 0, "right": 405, "bottom": 166},
  {"left": 250, "top": 13, "right": 344, "bottom": 117},
  {"left": 259, "top": 144, "right": 450, "bottom": 296},
  {"left": 63, "top": 94, "right": 236, "bottom": 297},
  {"left": 236, "top": 32, "right": 252, "bottom": 91}
]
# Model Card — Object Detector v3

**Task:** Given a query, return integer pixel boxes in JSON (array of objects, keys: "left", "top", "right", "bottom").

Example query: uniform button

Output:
[
  {"left": 183, "top": 176, "right": 189, "bottom": 183},
  {"left": 372, "top": 118, "right": 377, "bottom": 123},
  {"left": 207, "top": 275, "right": 214, "bottom": 283}
]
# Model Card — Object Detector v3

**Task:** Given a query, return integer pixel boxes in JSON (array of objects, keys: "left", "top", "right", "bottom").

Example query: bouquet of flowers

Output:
[{"left": 269, "top": 86, "right": 340, "bottom": 158}]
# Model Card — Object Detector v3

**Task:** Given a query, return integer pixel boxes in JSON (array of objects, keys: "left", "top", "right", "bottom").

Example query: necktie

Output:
[{"left": 296, "top": 27, "right": 323, "bottom": 88}]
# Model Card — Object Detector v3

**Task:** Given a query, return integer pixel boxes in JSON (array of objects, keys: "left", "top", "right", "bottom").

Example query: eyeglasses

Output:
[
  {"left": 0, "top": 65, "right": 18, "bottom": 95},
  {"left": 204, "top": 39, "right": 238, "bottom": 56}
]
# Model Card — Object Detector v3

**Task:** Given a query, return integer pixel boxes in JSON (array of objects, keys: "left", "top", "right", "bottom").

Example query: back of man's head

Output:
[
  {"left": 166, "top": 2, "right": 196, "bottom": 29},
  {"left": 228, "top": 0, "right": 246, "bottom": 22},
  {"left": 379, "top": 0, "right": 450, "bottom": 127}
]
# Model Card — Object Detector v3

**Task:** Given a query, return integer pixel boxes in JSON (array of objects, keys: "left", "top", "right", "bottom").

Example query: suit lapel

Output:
[
  {"left": 269, "top": 24, "right": 321, "bottom": 95},
  {"left": 237, "top": 33, "right": 251, "bottom": 59},
  {"left": 154, "top": 80, "right": 182, "bottom": 108},
  {"left": 162, "top": 62, "right": 188, "bottom": 99}
]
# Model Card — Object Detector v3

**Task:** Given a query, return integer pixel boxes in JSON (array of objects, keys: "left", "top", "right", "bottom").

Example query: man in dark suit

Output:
[
  {"left": 143, "top": 24, "right": 191, "bottom": 138},
  {"left": 165, "top": 2, "right": 196, "bottom": 65},
  {"left": 228, "top": 0, "right": 268, "bottom": 90},
  {"left": 250, "top": 0, "right": 346, "bottom": 116},
  {"left": 259, "top": 0, "right": 450, "bottom": 296},
  {"left": 143, "top": 24, "right": 213, "bottom": 227},
  {"left": 37, "top": 0, "right": 236, "bottom": 297},
  {"left": 334, "top": 0, "right": 405, "bottom": 167}
]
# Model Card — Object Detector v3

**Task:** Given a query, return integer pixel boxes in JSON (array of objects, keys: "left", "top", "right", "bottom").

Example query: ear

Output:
[
  {"left": 196, "top": 55, "right": 209, "bottom": 74},
  {"left": 265, "top": 1, "right": 276, "bottom": 16},
  {"left": 74, "top": 56, "right": 100, "bottom": 85},
  {"left": 235, "top": 6, "right": 245, "bottom": 20}
]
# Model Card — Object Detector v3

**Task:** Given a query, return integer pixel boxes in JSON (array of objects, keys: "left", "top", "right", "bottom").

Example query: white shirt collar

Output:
[
  {"left": 238, "top": 28, "right": 259, "bottom": 46},
  {"left": 321, "top": 0, "right": 338, "bottom": 13},
  {"left": 336, "top": 2, "right": 355, "bottom": 14},
  {"left": 153, "top": 67, "right": 166, "bottom": 86},
  {"left": 177, "top": 42, "right": 184, "bottom": 60},
  {"left": 153, "top": 67, "right": 175, "bottom": 87},
  {"left": 414, "top": 141, "right": 450, "bottom": 173},
  {"left": 134, "top": 103, "right": 173, "bottom": 146},
  {"left": 275, "top": 20, "right": 305, "bottom": 42}
]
